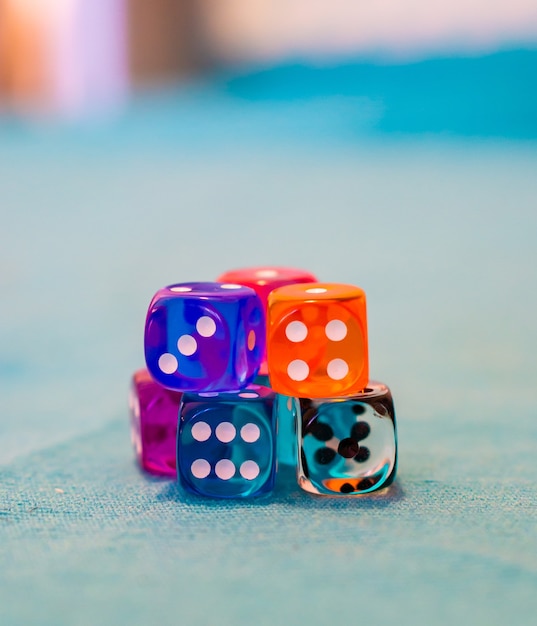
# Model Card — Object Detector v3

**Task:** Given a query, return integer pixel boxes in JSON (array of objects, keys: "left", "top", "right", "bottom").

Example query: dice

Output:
[
  {"left": 133, "top": 272, "right": 399, "bottom": 500},
  {"left": 144, "top": 282, "right": 265, "bottom": 392},
  {"left": 177, "top": 385, "right": 277, "bottom": 498},
  {"left": 217, "top": 266, "right": 318, "bottom": 309},
  {"left": 217, "top": 266, "right": 318, "bottom": 375},
  {"left": 267, "top": 283, "right": 369, "bottom": 398},
  {"left": 129, "top": 368, "right": 182, "bottom": 477},
  {"left": 296, "top": 381, "right": 397, "bottom": 495}
]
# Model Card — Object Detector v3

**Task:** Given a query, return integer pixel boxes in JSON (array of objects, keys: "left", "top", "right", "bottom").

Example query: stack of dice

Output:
[{"left": 129, "top": 267, "right": 397, "bottom": 498}]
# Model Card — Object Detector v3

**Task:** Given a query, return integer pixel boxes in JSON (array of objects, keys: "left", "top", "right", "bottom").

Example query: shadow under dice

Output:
[
  {"left": 144, "top": 282, "right": 265, "bottom": 392},
  {"left": 178, "top": 386, "right": 276, "bottom": 498},
  {"left": 297, "top": 382, "right": 397, "bottom": 495},
  {"left": 129, "top": 369, "right": 182, "bottom": 477}
]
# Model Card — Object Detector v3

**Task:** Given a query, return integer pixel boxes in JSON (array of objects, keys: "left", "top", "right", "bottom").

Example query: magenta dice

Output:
[
  {"left": 144, "top": 282, "right": 265, "bottom": 392},
  {"left": 129, "top": 368, "right": 182, "bottom": 477}
]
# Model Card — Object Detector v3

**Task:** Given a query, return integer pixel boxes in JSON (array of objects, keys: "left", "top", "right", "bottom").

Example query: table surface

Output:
[{"left": 1, "top": 48, "right": 536, "bottom": 626}]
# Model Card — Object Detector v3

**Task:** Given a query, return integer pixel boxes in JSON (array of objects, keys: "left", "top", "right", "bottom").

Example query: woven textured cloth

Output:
[{"left": 1, "top": 50, "right": 536, "bottom": 626}]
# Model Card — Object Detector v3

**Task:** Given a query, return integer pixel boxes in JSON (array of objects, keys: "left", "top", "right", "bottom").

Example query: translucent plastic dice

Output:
[
  {"left": 267, "top": 283, "right": 369, "bottom": 398},
  {"left": 178, "top": 385, "right": 277, "bottom": 498},
  {"left": 131, "top": 271, "right": 398, "bottom": 500},
  {"left": 129, "top": 368, "right": 182, "bottom": 477},
  {"left": 217, "top": 266, "right": 318, "bottom": 375},
  {"left": 144, "top": 282, "right": 265, "bottom": 392},
  {"left": 217, "top": 266, "right": 318, "bottom": 310},
  {"left": 296, "top": 381, "right": 397, "bottom": 495}
]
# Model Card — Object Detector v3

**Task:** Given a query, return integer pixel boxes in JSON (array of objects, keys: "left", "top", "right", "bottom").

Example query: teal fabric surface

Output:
[{"left": 1, "top": 50, "right": 537, "bottom": 625}]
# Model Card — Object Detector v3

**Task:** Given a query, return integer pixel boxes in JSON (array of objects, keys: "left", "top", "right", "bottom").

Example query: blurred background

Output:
[
  {"left": 1, "top": 0, "right": 537, "bottom": 116},
  {"left": 1, "top": 3, "right": 537, "bottom": 625}
]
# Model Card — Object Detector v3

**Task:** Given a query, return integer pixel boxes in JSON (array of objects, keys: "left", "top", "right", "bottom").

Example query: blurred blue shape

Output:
[
  {"left": 223, "top": 49, "right": 537, "bottom": 139},
  {"left": 1, "top": 49, "right": 535, "bottom": 145}
]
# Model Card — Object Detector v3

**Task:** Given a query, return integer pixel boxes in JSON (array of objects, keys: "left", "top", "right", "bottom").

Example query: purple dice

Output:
[
  {"left": 144, "top": 282, "right": 265, "bottom": 392},
  {"left": 129, "top": 368, "right": 182, "bottom": 477}
]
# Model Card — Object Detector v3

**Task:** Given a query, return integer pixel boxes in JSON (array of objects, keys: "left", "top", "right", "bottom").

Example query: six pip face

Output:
[{"left": 178, "top": 387, "right": 277, "bottom": 498}]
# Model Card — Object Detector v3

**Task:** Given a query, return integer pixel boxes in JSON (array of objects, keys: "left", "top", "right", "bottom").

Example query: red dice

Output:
[{"left": 217, "top": 266, "right": 318, "bottom": 375}]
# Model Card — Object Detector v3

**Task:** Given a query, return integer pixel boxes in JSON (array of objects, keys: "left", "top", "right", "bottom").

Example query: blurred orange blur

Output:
[{"left": 0, "top": 0, "right": 48, "bottom": 112}]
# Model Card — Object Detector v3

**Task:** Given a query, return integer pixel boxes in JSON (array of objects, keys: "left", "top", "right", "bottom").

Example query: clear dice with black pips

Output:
[{"left": 295, "top": 381, "right": 397, "bottom": 495}]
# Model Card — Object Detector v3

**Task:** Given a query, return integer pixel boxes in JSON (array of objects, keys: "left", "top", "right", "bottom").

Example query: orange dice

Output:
[{"left": 267, "top": 283, "right": 369, "bottom": 398}]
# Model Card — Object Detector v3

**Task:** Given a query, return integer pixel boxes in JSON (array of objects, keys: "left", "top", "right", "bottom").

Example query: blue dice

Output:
[
  {"left": 144, "top": 282, "right": 265, "bottom": 392},
  {"left": 178, "top": 385, "right": 277, "bottom": 498}
]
